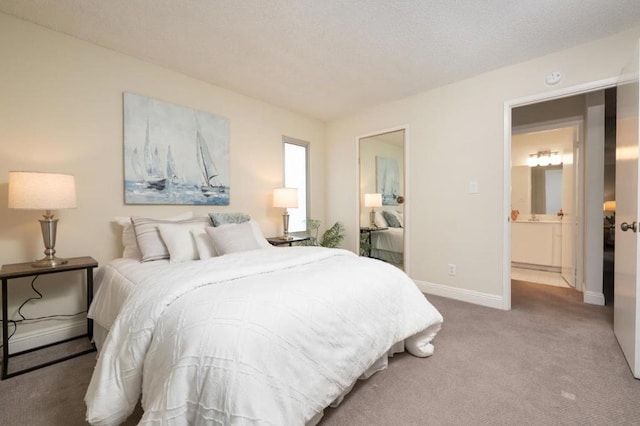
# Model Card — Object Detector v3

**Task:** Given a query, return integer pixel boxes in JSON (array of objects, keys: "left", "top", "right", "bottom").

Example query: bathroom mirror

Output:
[
  {"left": 511, "top": 165, "right": 563, "bottom": 216},
  {"left": 358, "top": 129, "right": 405, "bottom": 270},
  {"left": 531, "top": 165, "right": 562, "bottom": 214},
  {"left": 511, "top": 126, "right": 574, "bottom": 217}
]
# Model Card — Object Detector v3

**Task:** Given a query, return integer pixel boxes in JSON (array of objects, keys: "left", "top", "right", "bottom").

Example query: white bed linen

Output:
[
  {"left": 85, "top": 247, "right": 442, "bottom": 425},
  {"left": 89, "top": 258, "right": 144, "bottom": 329},
  {"left": 372, "top": 227, "right": 403, "bottom": 254}
]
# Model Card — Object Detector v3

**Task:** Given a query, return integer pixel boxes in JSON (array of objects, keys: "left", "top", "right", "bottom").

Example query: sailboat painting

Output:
[
  {"left": 123, "top": 93, "right": 230, "bottom": 205},
  {"left": 376, "top": 156, "right": 400, "bottom": 206}
]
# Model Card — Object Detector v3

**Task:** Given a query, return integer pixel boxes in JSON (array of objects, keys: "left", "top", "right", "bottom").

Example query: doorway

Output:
[
  {"left": 511, "top": 123, "right": 579, "bottom": 291},
  {"left": 502, "top": 79, "right": 618, "bottom": 310}
]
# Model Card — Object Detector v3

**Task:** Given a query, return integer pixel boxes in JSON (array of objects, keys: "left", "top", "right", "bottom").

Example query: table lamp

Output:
[
  {"left": 364, "top": 193, "right": 382, "bottom": 227},
  {"left": 8, "top": 171, "right": 77, "bottom": 267},
  {"left": 273, "top": 187, "right": 298, "bottom": 240}
]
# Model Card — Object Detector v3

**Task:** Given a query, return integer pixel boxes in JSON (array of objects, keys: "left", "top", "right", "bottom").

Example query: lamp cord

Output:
[{"left": 0, "top": 275, "right": 87, "bottom": 350}]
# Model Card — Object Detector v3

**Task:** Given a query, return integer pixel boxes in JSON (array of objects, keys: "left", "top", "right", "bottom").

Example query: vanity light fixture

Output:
[
  {"left": 550, "top": 152, "right": 562, "bottom": 166},
  {"left": 527, "top": 151, "right": 562, "bottom": 167},
  {"left": 537, "top": 152, "right": 551, "bottom": 166}
]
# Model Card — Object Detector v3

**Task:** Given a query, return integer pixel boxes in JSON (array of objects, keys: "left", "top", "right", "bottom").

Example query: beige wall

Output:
[
  {"left": 0, "top": 13, "right": 325, "bottom": 342},
  {"left": 326, "top": 26, "right": 640, "bottom": 302}
]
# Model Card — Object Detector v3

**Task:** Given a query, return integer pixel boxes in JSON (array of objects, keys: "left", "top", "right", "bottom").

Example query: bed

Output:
[
  {"left": 85, "top": 215, "right": 442, "bottom": 425},
  {"left": 370, "top": 210, "right": 404, "bottom": 264}
]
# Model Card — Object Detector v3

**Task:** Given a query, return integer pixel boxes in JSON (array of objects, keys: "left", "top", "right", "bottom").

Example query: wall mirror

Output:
[
  {"left": 511, "top": 126, "right": 574, "bottom": 218},
  {"left": 530, "top": 165, "right": 563, "bottom": 214},
  {"left": 511, "top": 164, "right": 563, "bottom": 215},
  {"left": 358, "top": 129, "right": 405, "bottom": 270}
]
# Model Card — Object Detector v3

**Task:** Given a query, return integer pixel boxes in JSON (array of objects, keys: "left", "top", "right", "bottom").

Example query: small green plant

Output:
[
  {"left": 303, "top": 219, "right": 345, "bottom": 248},
  {"left": 359, "top": 233, "right": 371, "bottom": 256}
]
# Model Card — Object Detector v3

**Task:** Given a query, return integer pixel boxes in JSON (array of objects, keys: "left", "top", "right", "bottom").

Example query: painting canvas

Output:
[
  {"left": 376, "top": 156, "right": 400, "bottom": 206},
  {"left": 124, "top": 93, "right": 230, "bottom": 205}
]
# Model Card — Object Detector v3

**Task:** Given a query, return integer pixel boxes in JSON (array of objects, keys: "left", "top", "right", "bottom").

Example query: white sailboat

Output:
[
  {"left": 143, "top": 119, "right": 166, "bottom": 190},
  {"left": 166, "top": 144, "right": 179, "bottom": 184},
  {"left": 196, "top": 129, "right": 225, "bottom": 197},
  {"left": 130, "top": 147, "right": 145, "bottom": 184}
]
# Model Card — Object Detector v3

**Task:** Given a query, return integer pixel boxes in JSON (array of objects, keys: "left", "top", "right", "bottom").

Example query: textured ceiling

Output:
[{"left": 1, "top": 1, "right": 640, "bottom": 121}]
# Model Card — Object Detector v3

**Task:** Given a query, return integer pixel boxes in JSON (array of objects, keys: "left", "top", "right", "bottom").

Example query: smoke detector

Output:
[{"left": 545, "top": 71, "right": 563, "bottom": 86}]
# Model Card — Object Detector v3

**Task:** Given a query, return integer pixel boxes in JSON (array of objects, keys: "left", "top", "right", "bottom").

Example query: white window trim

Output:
[{"left": 283, "top": 136, "right": 310, "bottom": 233}]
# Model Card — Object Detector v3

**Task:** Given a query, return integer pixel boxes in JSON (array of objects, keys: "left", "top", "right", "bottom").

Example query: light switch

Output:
[{"left": 469, "top": 181, "right": 478, "bottom": 194}]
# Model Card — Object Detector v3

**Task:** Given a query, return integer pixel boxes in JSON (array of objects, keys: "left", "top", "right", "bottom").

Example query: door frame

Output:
[
  {"left": 502, "top": 78, "right": 617, "bottom": 310},
  {"left": 512, "top": 119, "right": 584, "bottom": 291},
  {"left": 356, "top": 124, "right": 410, "bottom": 273}
]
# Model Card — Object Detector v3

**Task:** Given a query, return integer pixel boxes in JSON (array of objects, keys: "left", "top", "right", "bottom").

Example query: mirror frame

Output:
[{"left": 356, "top": 125, "right": 410, "bottom": 273}]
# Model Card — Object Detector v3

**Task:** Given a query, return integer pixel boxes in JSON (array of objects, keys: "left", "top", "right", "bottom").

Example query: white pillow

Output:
[
  {"left": 158, "top": 223, "right": 207, "bottom": 263},
  {"left": 205, "top": 222, "right": 262, "bottom": 255},
  {"left": 115, "top": 212, "right": 193, "bottom": 259},
  {"left": 249, "top": 220, "right": 273, "bottom": 249},
  {"left": 132, "top": 216, "right": 210, "bottom": 262},
  {"left": 395, "top": 211, "right": 404, "bottom": 227},
  {"left": 190, "top": 227, "right": 218, "bottom": 260},
  {"left": 374, "top": 211, "right": 388, "bottom": 228}
]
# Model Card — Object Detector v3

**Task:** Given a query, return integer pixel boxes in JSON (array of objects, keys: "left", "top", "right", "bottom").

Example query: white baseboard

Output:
[
  {"left": 415, "top": 280, "right": 504, "bottom": 310},
  {"left": 7, "top": 320, "right": 87, "bottom": 355},
  {"left": 511, "top": 262, "right": 561, "bottom": 273},
  {"left": 583, "top": 291, "right": 605, "bottom": 306}
]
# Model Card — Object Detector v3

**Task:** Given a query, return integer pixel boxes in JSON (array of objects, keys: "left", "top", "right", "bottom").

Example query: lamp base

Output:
[
  {"left": 32, "top": 256, "right": 68, "bottom": 268},
  {"left": 281, "top": 210, "right": 292, "bottom": 241},
  {"left": 32, "top": 213, "right": 68, "bottom": 268}
]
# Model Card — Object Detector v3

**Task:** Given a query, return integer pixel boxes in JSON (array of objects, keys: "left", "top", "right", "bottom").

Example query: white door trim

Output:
[{"left": 502, "top": 77, "right": 618, "bottom": 310}]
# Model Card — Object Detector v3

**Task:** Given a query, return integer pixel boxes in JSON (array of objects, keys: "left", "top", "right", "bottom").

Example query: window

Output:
[{"left": 283, "top": 137, "right": 309, "bottom": 233}]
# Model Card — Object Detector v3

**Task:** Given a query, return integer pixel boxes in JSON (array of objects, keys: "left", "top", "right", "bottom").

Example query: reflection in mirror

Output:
[
  {"left": 531, "top": 165, "right": 562, "bottom": 214},
  {"left": 359, "top": 129, "right": 405, "bottom": 270}
]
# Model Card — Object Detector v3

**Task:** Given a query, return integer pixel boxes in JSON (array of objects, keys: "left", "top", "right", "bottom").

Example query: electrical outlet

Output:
[{"left": 448, "top": 263, "right": 457, "bottom": 276}]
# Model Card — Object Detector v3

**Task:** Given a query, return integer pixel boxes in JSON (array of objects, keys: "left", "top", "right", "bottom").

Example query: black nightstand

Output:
[
  {"left": 267, "top": 236, "right": 311, "bottom": 247},
  {"left": 360, "top": 227, "right": 388, "bottom": 257},
  {"left": 0, "top": 256, "right": 98, "bottom": 379}
]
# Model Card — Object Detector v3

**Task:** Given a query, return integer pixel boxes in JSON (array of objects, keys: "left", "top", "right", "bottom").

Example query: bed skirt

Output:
[
  {"left": 307, "top": 339, "right": 406, "bottom": 425},
  {"left": 93, "top": 328, "right": 404, "bottom": 425},
  {"left": 371, "top": 248, "right": 403, "bottom": 265}
]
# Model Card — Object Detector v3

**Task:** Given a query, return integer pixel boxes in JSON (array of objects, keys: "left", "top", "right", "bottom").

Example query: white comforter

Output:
[{"left": 85, "top": 247, "right": 442, "bottom": 425}]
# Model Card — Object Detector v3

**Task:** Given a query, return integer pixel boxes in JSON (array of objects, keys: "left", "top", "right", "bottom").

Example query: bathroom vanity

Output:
[{"left": 511, "top": 219, "right": 562, "bottom": 269}]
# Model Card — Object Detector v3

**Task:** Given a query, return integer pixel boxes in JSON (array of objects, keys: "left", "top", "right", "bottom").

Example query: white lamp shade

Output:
[
  {"left": 273, "top": 187, "right": 298, "bottom": 208},
  {"left": 527, "top": 154, "right": 538, "bottom": 167},
  {"left": 603, "top": 200, "right": 616, "bottom": 212},
  {"left": 364, "top": 193, "right": 382, "bottom": 208},
  {"left": 8, "top": 171, "right": 77, "bottom": 210}
]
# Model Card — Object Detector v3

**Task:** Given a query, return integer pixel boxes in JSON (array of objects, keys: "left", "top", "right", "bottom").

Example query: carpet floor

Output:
[{"left": 1, "top": 280, "right": 639, "bottom": 425}]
